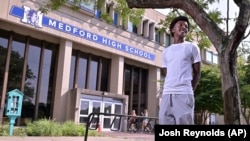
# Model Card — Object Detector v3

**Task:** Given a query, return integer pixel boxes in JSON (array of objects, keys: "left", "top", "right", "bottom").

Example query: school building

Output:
[{"left": 0, "top": 0, "right": 220, "bottom": 130}]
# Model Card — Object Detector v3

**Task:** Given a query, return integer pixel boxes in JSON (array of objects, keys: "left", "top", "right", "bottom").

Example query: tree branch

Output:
[
  {"left": 229, "top": 0, "right": 250, "bottom": 54},
  {"left": 126, "top": 0, "right": 225, "bottom": 52}
]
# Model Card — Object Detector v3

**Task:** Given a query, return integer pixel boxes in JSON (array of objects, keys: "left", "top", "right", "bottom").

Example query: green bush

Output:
[
  {"left": 61, "top": 120, "right": 84, "bottom": 136},
  {"left": 0, "top": 124, "right": 26, "bottom": 136},
  {"left": 25, "top": 118, "right": 62, "bottom": 136},
  {"left": 13, "top": 127, "right": 27, "bottom": 136},
  {"left": 1, "top": 118, "right": 102, "bottom": 137},
  {"left": 0, "top": 124, "right": 9, "bottom": 136}
]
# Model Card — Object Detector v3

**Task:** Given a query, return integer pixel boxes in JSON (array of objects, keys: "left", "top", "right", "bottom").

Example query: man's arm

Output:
[{"left": 192, "top": 62, "right": 201, "bottom": 91}]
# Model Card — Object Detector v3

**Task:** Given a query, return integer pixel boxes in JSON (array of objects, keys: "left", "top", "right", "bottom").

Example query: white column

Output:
[
  {"left": 53, "top": 39, "right": 72, "bottom": 122},
  {"left": 109, "top": 6, "right": 114, "bottom": 20},
  {"left": 109, "top": 55, "right": 124, "bottom": 94},
  {"left": 149, "top": 22, "right": 155, "bottom": 41},
  {"left": 160, "top": 31, "right": 166, "bottom": 45},
  {"left": 123, "top": 17, "right": 129, "bottom": 30},
  {"left": 137, "top": 21, "right": 143, "bottom": 36},
  {"left": 147, "top": 66, "right": 161, "bottom": 118},
  {"left": 143, "top": 20, "right": 149, "bottom": 38}
]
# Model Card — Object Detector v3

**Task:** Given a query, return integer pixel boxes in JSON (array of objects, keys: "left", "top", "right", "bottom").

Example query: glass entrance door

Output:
[
  {"left": 79, "top": 100, "right": 90, "bottom": 123},
  {"left": 102, "top": 102, "right": 112, "bottom": 131},
  {"left": 111, "top": 104, "right": 122, "bottom": 130},
  {"left": 102, "top": 102, "right": 123, "bottom": 131},
  {"left": 79, "top": 95, "right": 123, "bottom": 131},
  {"left": 89, "top": 101, "right": 101, "bottom": 129}
]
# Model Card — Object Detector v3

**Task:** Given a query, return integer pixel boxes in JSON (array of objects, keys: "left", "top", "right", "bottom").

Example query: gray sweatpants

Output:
[{"left": 159, "top": 94, "right": 194, "bottom": 125}]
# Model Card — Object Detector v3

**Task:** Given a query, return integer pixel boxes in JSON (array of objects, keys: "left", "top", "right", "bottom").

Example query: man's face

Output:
[{"left": 172, "top": 20, "right": 189, "bottom": 38}]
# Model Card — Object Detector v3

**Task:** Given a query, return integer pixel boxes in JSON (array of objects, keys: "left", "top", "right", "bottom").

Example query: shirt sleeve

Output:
[
  {"left": 192, "top": 44, "right": 201, "bottom": 64},
  {"left": 162, "top": 49, "right": 167, "bottom": 68}
]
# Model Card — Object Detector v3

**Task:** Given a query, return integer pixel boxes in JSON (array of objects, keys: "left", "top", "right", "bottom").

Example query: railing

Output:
[{"left": 84, "top": 112, "right": 158, "bottom": 141}]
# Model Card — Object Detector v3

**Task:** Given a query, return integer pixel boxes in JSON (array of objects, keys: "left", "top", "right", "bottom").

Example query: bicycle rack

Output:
[{"left": 84, "top": 112, "right": 158, "bottom": 141}]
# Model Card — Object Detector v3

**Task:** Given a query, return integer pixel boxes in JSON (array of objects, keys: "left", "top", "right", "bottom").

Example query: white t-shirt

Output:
[{"left": 162, "top": 41, "right": 201, "bottom": 95}]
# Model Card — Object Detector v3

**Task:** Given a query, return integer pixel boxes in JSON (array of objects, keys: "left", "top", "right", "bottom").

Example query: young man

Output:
[{"left": 159, "top": 16, "right": 201, "bottom": 125}]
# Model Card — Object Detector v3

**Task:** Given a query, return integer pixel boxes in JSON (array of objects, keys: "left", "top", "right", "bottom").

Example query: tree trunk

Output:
[
  {"left": 125, "top": 0, "right": 250, "bottom": 125},
  {"left": 219, "top": 46, "right": 242, "bottom": 124}
]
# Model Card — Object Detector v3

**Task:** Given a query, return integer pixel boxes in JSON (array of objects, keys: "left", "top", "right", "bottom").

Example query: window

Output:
[
  {"left": 95, "top": 9, "right": 101, "bottom": 18},
  {"left": 68, "top": 0, "right": 95, "bottom": 13},
  {"left": 206, "top": 51, "right": 212, "bottom": 62},
  {"left": 69, "top": 50, "right": 110, "bottom": 91},
  {"left": 128, "top": 21, "right": 133, "bottom": 32},
  {"left": 89, "top": 56, "right": 98, "bottom": 90},
  {"left": 124, "top": 64, "right": 148, "bottom": 114},
  {"left": 113, "top": 12, "right": 118, "bottom": 26},
  {"left": 212, "top": 54, "right": 218, "bottom": 64},
  {"left": 128, "top": 21, "right": 138, "bottom": 34},
  {"left": 205, "top": 50, "right": 218, "bottom": 64},
  {"left": 0, "top": 29, "right": 58, "bottom": 124},
  {"left": 165, "top": 33, "right": 170, "bottom": 47},
  {"left": 154, "top": 28, "right": 160, "bottom": 43}
]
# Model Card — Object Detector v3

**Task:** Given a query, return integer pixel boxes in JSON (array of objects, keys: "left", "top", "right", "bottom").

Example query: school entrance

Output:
[{"left": 79, "top": 94, "right": 123, "bottom": 131}]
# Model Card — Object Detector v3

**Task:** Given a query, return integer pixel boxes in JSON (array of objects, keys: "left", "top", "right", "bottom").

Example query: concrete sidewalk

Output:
[{"left": 0, "top": 131, "right": 154, "bottom": 141}]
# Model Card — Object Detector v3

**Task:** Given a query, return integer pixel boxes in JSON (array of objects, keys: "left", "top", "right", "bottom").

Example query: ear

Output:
[{"left": 171, "top": 27, "right": 175, "bottom": 33}]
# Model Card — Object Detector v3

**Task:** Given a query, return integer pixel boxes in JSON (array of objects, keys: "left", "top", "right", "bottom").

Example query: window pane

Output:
[
  {"left": 104, "top": 103, "right": 112, "bottom": 114},
  {"left": 133, "top": 25, "right": 138, "bottom": 34},
  {"left": 165, "top": 34, "right": 170, "bottom": 47},
  {"left": 89, "top": 57, "right": 98, "bottom": 90},
  {"left": 38, "top": 43, "right": 57, "bottom": 119},
  {"left": 100, "top": 58, "right": 110, "bottom": 91},
  {"left": 8, "top": 33, "right": 25, "bottom": 97},
  {"left": 113, "top": 12, "right": 118, "bottom": 25},
  {"left": 92, "top": 101, "right": 101, "bottom": 113},
  {"left": 78, "top": 54, "right": 87, "bottom": 88},
  {"left": 69, "top": 51, "right": 76, "bottom": 89},
  {"left": 80, "top": 1, "right": 95, "bottom": 12},
  {"left": 79, "top": 116, "right": 88, "bottom": 124},
  {"left": 155, "top": 28, "right": 160, "bottom": 43},
  {"left": 24, "top": 41, "right": 41, "bottom": 104},
  {"left": 23, "top": 38, "right": 42, "bottom": 119},
  {"left": 132, "top": 68, "right": 139, "bottom": 112},
  {"left": 80, "top": 100, "right": 89, "bottom": 115},
  {"left": 213, "top": 54, "right": 218, "bottom": 64},
  {"left": 206, "top": 51, "right": 212, "bottom": 62},
  {"left": 140, "top": 69, "right": 148, "bottom": 110},
  {"left": 115, "top": 104, "right": 122, "bottom": 114},
  {"left": 69, "top": 0, "right": 94, "bottom": 13},
  {"left": 124, "top": 65, "right": 131, "bottom": 95},
  {"left": 128, "top": 21, "right": 133, "bottom": 32},
  {"left": 0, "top": 30, "right": 9, "bottom": 112},
  {"left": 95, "top": 9, "right": 101, "bottom": 18}
]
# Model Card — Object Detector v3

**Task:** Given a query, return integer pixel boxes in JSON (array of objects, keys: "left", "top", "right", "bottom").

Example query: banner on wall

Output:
[{"left": 9, "top": 5, "right": 155, "bottom": 61}]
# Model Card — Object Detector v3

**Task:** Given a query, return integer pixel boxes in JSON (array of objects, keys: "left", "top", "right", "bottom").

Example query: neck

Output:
[{"left": 173, "top": 36, "right": 185, "bottom": 44}]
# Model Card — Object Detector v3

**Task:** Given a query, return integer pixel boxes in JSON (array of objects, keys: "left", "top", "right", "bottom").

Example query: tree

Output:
[
  {"left": 195, "top": 65, "right": 223, "bottom": 124},
  {"left": 157, "top": 7, "right": 223, "bottom": 49},
  {"left": 39, "top": 0, "right": 144, "bottom": 26},
  {"left": 238, "top": 54, "right": 250, "bottom": 124},
  {"left": 126, "top": 0, "right": 250, "bottom": 124}
]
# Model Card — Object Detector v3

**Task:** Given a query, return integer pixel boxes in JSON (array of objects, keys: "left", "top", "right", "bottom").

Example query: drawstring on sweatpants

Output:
[{"left": 170, "top": 94, "right": 173, "bottom": 107}]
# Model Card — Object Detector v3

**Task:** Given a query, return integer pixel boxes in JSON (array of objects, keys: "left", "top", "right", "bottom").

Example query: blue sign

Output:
[{"left": 9, "top": 5, "right": 155, "bottom": 61}]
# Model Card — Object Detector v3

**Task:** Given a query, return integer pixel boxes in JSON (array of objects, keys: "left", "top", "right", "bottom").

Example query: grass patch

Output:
[{"left": 1, "top": 118, "right": 102, "bottom": 137}]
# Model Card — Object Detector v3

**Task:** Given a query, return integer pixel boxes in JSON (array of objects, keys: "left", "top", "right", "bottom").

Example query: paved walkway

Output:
[{"left": 0, "top": 131, "right": 154, "bottom": 141}]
